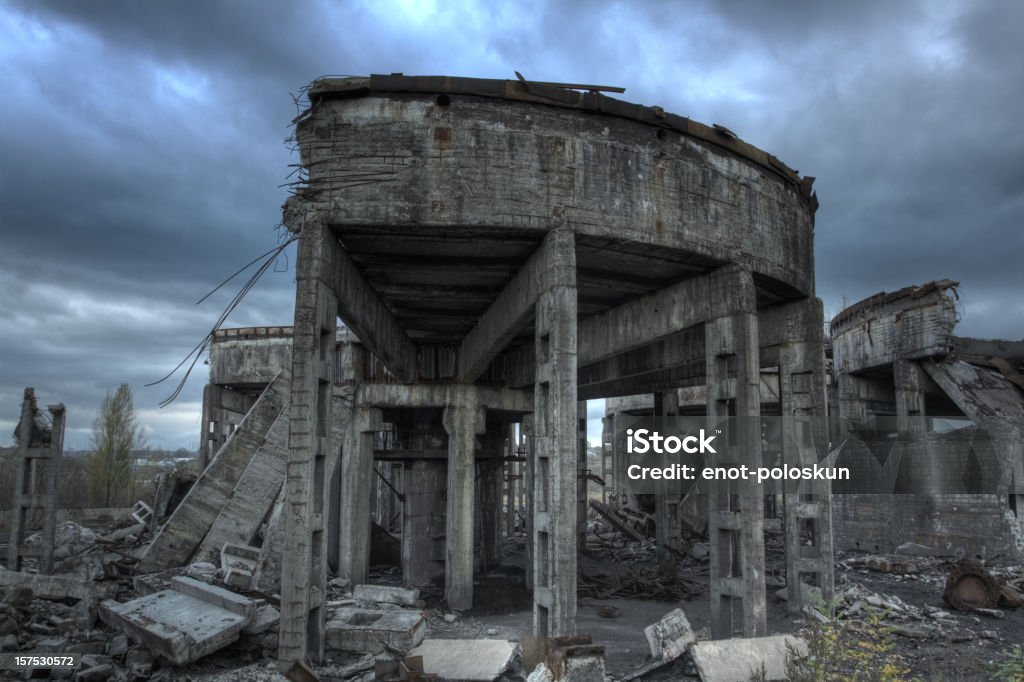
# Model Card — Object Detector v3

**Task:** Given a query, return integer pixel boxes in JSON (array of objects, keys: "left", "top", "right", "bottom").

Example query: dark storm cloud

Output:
[{"left": 1, "top": 0, "right": 1021, "bottom": 448}]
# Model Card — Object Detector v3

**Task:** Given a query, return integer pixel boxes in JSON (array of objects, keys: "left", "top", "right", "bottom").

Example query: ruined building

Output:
[
  {"left": 830, "top": 280, "right": 1024, "bottom": 559},
  {"left": 254, "top": 73, "right": 831, "bottom": 668}
]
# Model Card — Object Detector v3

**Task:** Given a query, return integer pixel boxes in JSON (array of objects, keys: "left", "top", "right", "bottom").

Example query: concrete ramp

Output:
[
  {"left": 196, "top": 408, "right": 288, "bottom": 562},
  {"left": 137, "top": 372, "right": 289, "bottom": 573},
  {"left": 922, "top": 359, "right": 1024, "bottom": 423}
]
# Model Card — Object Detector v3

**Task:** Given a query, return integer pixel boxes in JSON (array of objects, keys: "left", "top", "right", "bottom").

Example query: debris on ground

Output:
[{"left": 689, "top": 635, "right": 807, "bottom": 682}]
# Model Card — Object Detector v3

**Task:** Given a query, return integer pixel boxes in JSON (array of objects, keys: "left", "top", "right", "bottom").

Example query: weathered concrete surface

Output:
[
  {"left": 324, "top": 608, "right": 426, "bottom": 654},
  {"left": 98, "top": 577, "right": 256, "bottom": 665},
  {"left": 278, "top": 74, "right": 824, "bottom": 663},
  {"left": 690, "top": 635, "right": 807, "bottom": 682},
  {"left": 297, "top": 76, "right": 817, "bottom": 298},
  {"left": 196, "top": 407, "right": 289, "bottom": 562},
  {"left": 138, "top": 372, "right": 288, "bottom": 573},
  {"left": 279, "top": 218, "right": 338, "bottom": 666},
  {"left": 209, "top": 327, "right": 292, "bottom": 387},
  {"left": 220, "top": 543, "right": 260, "bottom": 591},
  {"left": 444, "top": 394, "right": 485, "bottom": 611},
  {"left": 407, "top": 639, "right": 521, "bottom": 681},
  {"left": 352, "top": 584, "right": 420, "bottom": 607},
  {"left": 831, "top": 280, "right": 958, "bottom": 374},
  {"left": 644, "top": 608, "right": 696, "bottom": 661}
]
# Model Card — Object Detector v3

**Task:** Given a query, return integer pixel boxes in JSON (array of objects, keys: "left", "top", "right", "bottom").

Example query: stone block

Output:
[
  {"left": 644, "top": 608, "right": 696, "bottom": 661},
  {"left": 325, "top": 608, "right": 426, "bottom": 654},
  {"left": 408, "top": 639, "right": 521, "bottom": 681},
  {"left": 220, "top": 543, "right": 260, "bottom": 591},
  {"left": 353, "top": 584, "right": 420, "bottom": 607},
  {"left": 690, "top": 635, "right": 808, "bottom": 682}
]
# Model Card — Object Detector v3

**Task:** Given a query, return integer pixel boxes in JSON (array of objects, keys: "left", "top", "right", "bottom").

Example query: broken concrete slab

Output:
[
  {"left": 324, "top": 607, "right": 426, "bottom": 654},
  {"left": 98, "top": 576, "right": 256, "bottom": 665},
  {"left": 197, "top": 410, "right": 288, "bottom": 562},
  {"left": 220, "top": 542, "right": 260, "bottom": 590},
  {"left": 243, "top": 604, "right": 280, "bottom": 636},
  {"left": 136, "top": 372, "right": 288, "bottom": 574},
  {"left": 407, "top": 639, "right": 520, "bottom": 681},
  {"left": 690, "top": 635, "right": 808, "bottom": 682},
  {"left": 99, "top": 587, "right": 251, "bottom": 665},
  {"left": 644, "top": 608, "right": 696, "bottom": 661},
  {"left": 352, "top": 583, "right": 420, "bottom": 607},
  {"left": 169, "top": 576, "right": 256, "bottom": 620}
]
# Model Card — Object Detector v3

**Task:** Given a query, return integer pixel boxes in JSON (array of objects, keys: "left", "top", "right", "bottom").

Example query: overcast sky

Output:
[{"left": 1, "top": 0, "right": 1022, "bottom": 450}]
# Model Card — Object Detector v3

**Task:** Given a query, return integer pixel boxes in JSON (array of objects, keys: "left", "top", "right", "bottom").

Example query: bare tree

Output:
[{"left": 89, "top": 384, "right": 143, "bottom": 507}]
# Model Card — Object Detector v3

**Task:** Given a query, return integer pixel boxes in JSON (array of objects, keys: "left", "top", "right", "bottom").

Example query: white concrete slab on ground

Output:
[
  {"left": 407, "top": 639, "right": 521, "bottom": 681},
  {"left": 690, "top": 635, "right": 808, "bottom": 682}
]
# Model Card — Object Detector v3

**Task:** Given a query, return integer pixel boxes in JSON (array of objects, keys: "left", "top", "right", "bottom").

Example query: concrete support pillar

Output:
[
  {"left": 338, "top": 406, "right": 381, "bottom": 585},
  {"left": 705, "top": 267, "right": 766, "bottom": 638},
  {"left": 480, "top": 456, "right": 503, "bottom": 571},
  {"left": 531, "top": 228, "right": 578, "bottom": 638},
  {"left": 505, "top": 423, "right": 517, "bottom": 538},
  {"left": 444, "top": 392, "right": 485, "bottom": 610},
  {"left": 8, "top": 390, "right": 64, "bottom": 574},
  {"left": 522, "top": 414, "right": 534, "bottom": 587},
  {"left": 403, "top": 460, "right": 447, "bottom": 586},
  {"left": 198, "top": 384, "right": 223, "bottom": 472},
  {"left": 777, "top": 299, "right": 835, "bottom": 614},
  {"left": 280, "top": 220, "right": 337, "bottom": 667},
  {"left": 894, "top": 359, "right": 926, "bottom": 434},
  {"left": 601, "top": 416, "right": 613, "bottom": 504},
  {"left": 654, "top": 390, "right": 680, "bottom": 574},
  {"left": 836, "top": 370, "right": 870, "bottom": 441},
  {"left": 577, "top": 401, "right": 588, "bottom": 553}
]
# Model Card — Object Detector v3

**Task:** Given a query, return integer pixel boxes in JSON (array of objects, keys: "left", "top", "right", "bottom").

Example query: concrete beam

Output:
[
  {"left": 322, "top": 229, "right": 419, "bottom": 383},
  {"left": 578, "top": 264, "right": 757, "bottom": 366},
  {"left": 578, "top": 325, "right": 706, "bottom": 400},
  {"left": 457, "top": 230, "right": 575, "bottom": 383},
  {"left": 352, "top": 382, "right": 533, "bottom": 413}
]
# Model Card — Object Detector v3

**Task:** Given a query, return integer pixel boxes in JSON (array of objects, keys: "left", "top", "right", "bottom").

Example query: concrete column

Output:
[
  {"left": 522, "top": 414, "right": 534, "bottom": 586},
  {"left": 577, "top": 401, "right": 588, "bottom": 553},
  {"left": 654, "top": 390, "right": 680, "bottom": 575},
  {"left": 532, "top": 228, "right": 578, "bottom": 638},
  {"left": 776, "top": 299, "right": 835, "bottom": 614},
  {"left": 479, "top": 456, "right": 503, "bottom": 571},
  {"left": 338, "top": 406, "right": 381, "bottom": 585},
  {"left": 280, "top": 220, "right": 337, "bottom": 667},
  {"left": 601, "top": 416, "right": 612, "bottom": 504},
  {"left": 894, "top": 359, "right": 926, "bottom": 434},
  {"left": 444, "top": 391, "right": 485, "bottom": 610},
  {"left": 505, "top": 423, "right": 516, "bottom": 538},
  {"left": 705, "top": 266, "right": 766, "bottom": 639},
  {"left": 198, "top": 384, "right": 222, "bottom": 472},
  {"left": 403, "top": 460, "right": 447, "bottom": 586}
]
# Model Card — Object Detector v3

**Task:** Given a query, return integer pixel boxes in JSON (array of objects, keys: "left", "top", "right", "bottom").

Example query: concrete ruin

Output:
[
  {"left": 829, "top": 279, "right": 1024, "bottom": 560},
  {"left": 7, "top": 388, "right": 65, "bottom": 574},
  {"left": 271, "top": 73, "right": 829, "bottom": 667}
]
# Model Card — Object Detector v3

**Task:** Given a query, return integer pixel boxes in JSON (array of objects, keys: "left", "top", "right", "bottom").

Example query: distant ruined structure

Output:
[{"left": 829, "top": 280, "right": 1024, "bottom": 559}]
